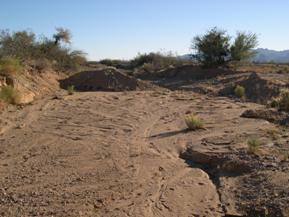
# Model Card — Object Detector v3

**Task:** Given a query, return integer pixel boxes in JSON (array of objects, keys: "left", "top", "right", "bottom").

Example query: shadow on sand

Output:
[{"left": 149, "top": 128, "right": 190, "bottom": 138}]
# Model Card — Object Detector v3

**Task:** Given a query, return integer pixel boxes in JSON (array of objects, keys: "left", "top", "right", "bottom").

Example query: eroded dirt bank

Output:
[{"left": 0, "top": 90, "right": 288, "bottom": 217}]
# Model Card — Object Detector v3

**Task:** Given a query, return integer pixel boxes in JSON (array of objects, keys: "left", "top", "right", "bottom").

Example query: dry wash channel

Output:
[{"left": 0, "top": 89, "right": 288, "bottom": 217}]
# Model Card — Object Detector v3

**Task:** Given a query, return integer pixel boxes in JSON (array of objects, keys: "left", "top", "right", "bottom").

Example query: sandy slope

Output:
[{"left": 0, "top": 90, "right": 288, "bottom": 217}]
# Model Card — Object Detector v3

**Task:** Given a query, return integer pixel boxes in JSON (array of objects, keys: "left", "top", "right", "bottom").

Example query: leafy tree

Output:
[
  {"left": 130, "top": 52, "right": 184, "bottom": 69},
  {"left": 192, "top": 27, "right": 258, "bottom": 67},
  {"left": 192, "top": 27, "right": 231, "bottom": 67},
  {"left": 53, "top": 27, "right": 71, "bottom": 45},
  {"left": 0, "top": 30, "right": 36, "bottom": 59},
  {"left": 0, "top": 28, "right": 86, "bottom": 71},
  {"left": 230, "top": 32, "right": 258, "bottom": 61}
]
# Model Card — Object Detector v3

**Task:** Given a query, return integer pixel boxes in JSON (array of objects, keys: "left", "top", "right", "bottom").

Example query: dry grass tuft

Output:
[
  {"left": 184, "top": 114, "right": 204, "bottom": 130},
  {"left": 67, "top": 85, "right": 75, "bottom": 95},
  {"left": 234, "top": 85, "right": 245, "bottom": 98},
  {"left": 272, "top": 90, "right": 289, "bottom": 111},
  {"left": 247, "top": 138, "right": 261, "bottom": 154},
  {"left": 0, "top": 85, "right": 21, "bottom": 105},
  {"left": 0, "top": 57, "right": 22, "bottom": 76}
]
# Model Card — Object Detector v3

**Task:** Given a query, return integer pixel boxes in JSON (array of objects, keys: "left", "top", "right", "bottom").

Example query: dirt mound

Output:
[
  {"left": 239, "top": 73, "right": 282, "bottom": 103},
  {"left": 60, "top": 67, "right": 153, "bottom": 91},
  {"left": 220, "top": 72, "right": 282, "bottom": 104}
]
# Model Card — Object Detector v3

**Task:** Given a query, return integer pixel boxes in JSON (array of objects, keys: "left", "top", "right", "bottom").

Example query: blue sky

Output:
[{"left": 1, "top": 0, "right": 289, "bottom": 60}]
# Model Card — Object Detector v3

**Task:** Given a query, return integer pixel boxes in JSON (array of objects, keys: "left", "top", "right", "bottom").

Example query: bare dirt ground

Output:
[{"left": 0, "top": 68, "right": 289, "bottom": 217}]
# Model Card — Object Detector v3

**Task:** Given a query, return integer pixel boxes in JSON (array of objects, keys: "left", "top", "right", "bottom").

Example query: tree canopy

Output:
[{"left": 192, "top": 27, "right": 258, "bottom": 67}]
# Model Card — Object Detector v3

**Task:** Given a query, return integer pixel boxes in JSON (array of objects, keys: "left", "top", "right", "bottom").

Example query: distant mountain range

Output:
[
  {"left": 252, "top": 48, "right": 289, "bottom": 63},
  {"left": 180, "top": 48, "right": 289, "bottom": 63}
]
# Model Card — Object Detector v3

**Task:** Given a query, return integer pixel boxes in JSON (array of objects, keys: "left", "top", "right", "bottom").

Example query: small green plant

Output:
[
  {"left": 247, "top": 138, "right": 261, "bottom": 154},
  {"left": 269, "top": 90, "right": 289, "bottom": 111},
  {"left": 142, "top": 63, "right": 154, "bottom": 72},
  {"left": 0, "top": 57, "right": 22, "bottom": 76},
  {"left": 234, "top": 85, "right": 245, "bottom": 98},
  {"left": 270, "top": 98, "right": 279, "bottom": 108},
  {"left": 0, "top": 85, "right": 20, "bottom": 105},
  {"left": 67, "top": 85, "right": 75, "bottom": 95},
  {"left": 185, "top": 114, "right": 204, "bottom": 130}
]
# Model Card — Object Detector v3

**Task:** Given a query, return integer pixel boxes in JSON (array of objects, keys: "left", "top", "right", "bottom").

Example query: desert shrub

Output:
[
  {"left": 270, "top": 98, "right": 279, "bottom": 108},
  {"left": 191, "top": 27, "right": 258, "bottom": 67},
  {"left": 99, "top": 59, "right": 115, "bottom": 66},
  {"left": 184, "top": 114, "right": 204, "bottom": 130},
  {"left": 270, "top": 90, "right": 289, "bottom": 111},
  {"left": 234, "top": 85, "right": 245, "bottom": 98},
  {"left": 142, "top": 63, "right": 154, "bottom": 72},
  {"left": 131, "top": 52, "right": 180, "bottom": 69},
  {"left": 34, "top": 39, "right": 85, "bottom": 71},
  {"left": 247, "top": 138, "right": 261, "bottom": 154},
  {"left": 0, "top": 57, "right": 22, "bottom": 76},
  {"left": 33, "top": 58, "right": 52, "bottom": 71},
  {"left": 279, "top": 94, "right": 289, "bottom": 111},
  {"left": 129, "top": 52, "right": 188, "bottom": 73},
  {"left": 130, "top": 53, "right": 156, "bottom": 68},
  {"left": 0, "top": 29, "right": 86, "bottom": 72},
  {"left": 70, "top": 51, "right": 87, "bottom": 66},
  {"left": 99, "top": 59, "right": 131, "bottom": 69},
  {"left": 0, "top": 30, "right": 36, "bottom": 60},
  {"left": 99, "top": 52, "right": 187, "bottom": 72},
  {"left": 230, "top": 32, "right": 258, "bottom": 61},
  {"left": 67, "top": 85, "right": 75, "bottom": 95},
  {"left": 53, "top": 28, "right": 71, "bottom": 45},
  {"left": 192, "top": 27, "right": 231, "bottom": 68},
  {"left": 0, "top": 85, "right": 20, "bottom": 104}
]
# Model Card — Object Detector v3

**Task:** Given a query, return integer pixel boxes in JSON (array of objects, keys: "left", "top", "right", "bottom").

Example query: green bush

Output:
[
  {"left": 192, "top": 27, "right": 230, "bottom": 68},
  {"left": 130, "top": 53, "right": 156, "bottom": 68},
  {"left": 0, "top": 29, "right": 86, "bottom": 72},
  {"left": 230, "top": 32, "right": 258, "bottom": 62},
  {"left": 0, "top": 85, "right": 20, "bottom": 105},
  {"left": 99, "top": 52, "right": 187, "bottom": 72},
  {"left": 67, "top": 85, "right": 75, "bottom": 95},
  {"left": 33, "top": 58, "right": 53, "bottom": 71},
  {"left": 142, "top": 63, "right": 154, "bottom": 72},
  {"left": 270, "top": 98, "right": 279, "bottom": 108},
  {"left": 234, "top": 85, "right": 245, "bottom": 98},
  {"left": 247, "top": 138, "right": 261, "bottom": 154},
  {"left": 99, "top": 59, "right": 131, "bottom": 69},
  {"left": 184, "top": 114, "right": 204, "bottom": 130},
  {"left": 270, "top": 90, "right": 289, "bottom": 111},
  {"left": 130, "top": 52, "right": 184, "bottom": 70},
  {"left": 34, "top": 39, "right": 85, "bottom": 71},
  {"left": 0, "top": 30, "right": 36, "bottom": 60},
  {"left": 0, "top": 57, "right": 22, "bottom": 76},
  {"left": 192, "top": 27, "right": 258, "bottom": 67}
]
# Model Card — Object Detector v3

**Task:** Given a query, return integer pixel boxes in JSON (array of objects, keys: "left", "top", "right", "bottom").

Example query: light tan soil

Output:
[{"left": 0, "top": 88, "right": 288, "bottom": 216}]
